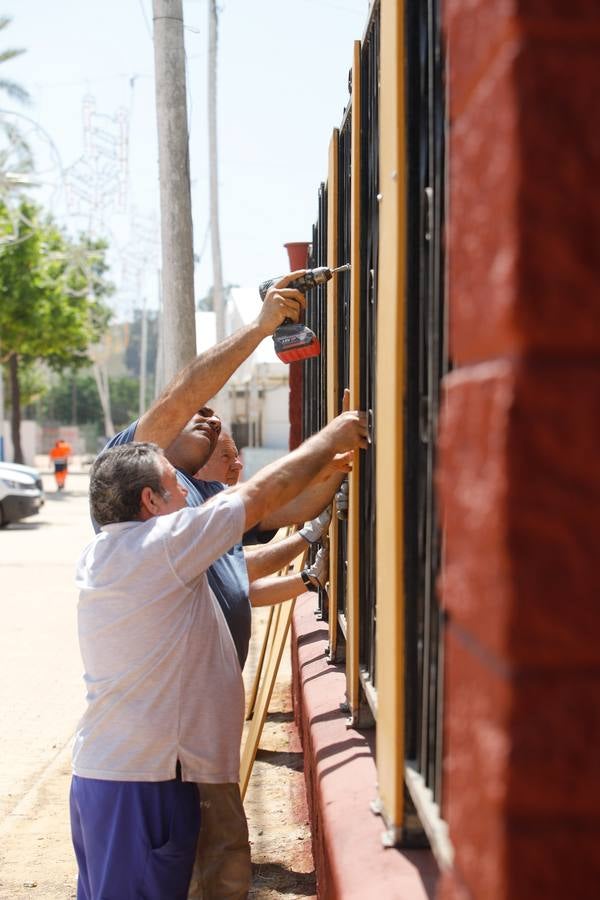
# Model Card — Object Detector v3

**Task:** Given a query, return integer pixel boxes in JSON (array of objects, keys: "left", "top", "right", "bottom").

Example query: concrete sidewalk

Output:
[{"left": 0, "top": 471, "right": 314, "bottom": 899}]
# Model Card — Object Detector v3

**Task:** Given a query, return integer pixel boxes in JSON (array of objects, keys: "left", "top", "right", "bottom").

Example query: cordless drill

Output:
[{"left": 258, "top": 264, "right": 350, "bottom": 363}]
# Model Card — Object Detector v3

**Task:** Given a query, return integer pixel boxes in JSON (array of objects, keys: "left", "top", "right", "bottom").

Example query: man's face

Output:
[
  {"left": 164, "top": 407, "right": 222, "bottom": 476},
  {"left": 152, "top": 458, "right": 189, "bottom": 516},
  {"left": 196, "top": 433, "right": 243, "bottom": 485}
]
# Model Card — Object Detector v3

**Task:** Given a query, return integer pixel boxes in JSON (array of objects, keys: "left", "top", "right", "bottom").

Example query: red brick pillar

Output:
[
  {"left": 437, "top": 4, "right": 600, "bottom": 898},
  {"left": 284, "top": 242, "right": 310, "bottom": 450}
]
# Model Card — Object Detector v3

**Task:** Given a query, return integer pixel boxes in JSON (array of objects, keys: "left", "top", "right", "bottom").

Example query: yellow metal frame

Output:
[
  {"left": 374, "top": 0, "right": 407, "bottom": 836},
  {"left": 346, "top": 39, "right": 362, "bottom": 724},
  {"left": 240, "top": 545, "right": 307, "bottom": 800},
  {"left": 326, "top": 127, "right": 341, "bottom": 662}
]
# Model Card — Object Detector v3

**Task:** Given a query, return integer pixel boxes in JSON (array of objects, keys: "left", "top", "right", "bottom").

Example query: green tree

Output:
[
  {"left": 0, "top": 199, "right": 113, "bottom": 461},
  {"left": 39, "top": 372, "right": 140, "bottom": 432}
]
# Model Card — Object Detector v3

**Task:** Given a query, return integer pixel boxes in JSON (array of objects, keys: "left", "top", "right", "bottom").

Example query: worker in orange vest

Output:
[{"left": 49, "top": 439, "right": 72, "bottom": 491}]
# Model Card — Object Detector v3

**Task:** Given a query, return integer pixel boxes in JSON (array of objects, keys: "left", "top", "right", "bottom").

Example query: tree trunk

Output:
[
  {"left": 208, "top": 0, "right": 225, "bottom": 344},
  {"left": 8, "top": 353, "right": 23, "bottom": 464}
]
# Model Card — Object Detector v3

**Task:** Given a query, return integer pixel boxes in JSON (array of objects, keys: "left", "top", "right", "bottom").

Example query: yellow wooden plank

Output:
[
  {"left": 245, "top": 606, "right": 274, "bottom": 721},
  {"left": 245, "top": 528, "right": 295, "bottom": 720},
  {"left": 327, "top": 127, "right": 341, "bottom": 661},
  {"left": 346, "top": 39, "right": 362, "bottom": 723},
  {"left": 375, "top": 0, "right": 407, "bottom": 835},
  {"left": 239, "top": 550, "right": 307, "bottom": 800}
]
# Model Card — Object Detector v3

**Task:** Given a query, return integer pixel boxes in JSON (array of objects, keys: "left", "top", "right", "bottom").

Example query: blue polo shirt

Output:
[{"left": 101, "top": 423, "right": 274, "bottom": 669}]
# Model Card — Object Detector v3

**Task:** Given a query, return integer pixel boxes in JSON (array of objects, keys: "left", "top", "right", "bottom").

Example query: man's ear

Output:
[{"left": 139, "top": 485, "right": 158, "bottom": 519}]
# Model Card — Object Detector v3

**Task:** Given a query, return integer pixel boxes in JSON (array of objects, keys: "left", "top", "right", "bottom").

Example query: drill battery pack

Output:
[{"left": 273, "top": 323, "right": 321, "bottom": 363}]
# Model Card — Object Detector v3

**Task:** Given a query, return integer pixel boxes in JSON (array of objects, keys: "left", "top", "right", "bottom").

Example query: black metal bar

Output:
[
  {"left": 404, "top": 0, "right": 446, "bottom": 823},
  {"left": 357, "top": 5, "right": 380, "bottom": 691},
  {"left": 335, "top": 105, "right": 352, "bottom": 629},
  {"left": 306, "top": 183, "right": 329, "bottom": 620}
]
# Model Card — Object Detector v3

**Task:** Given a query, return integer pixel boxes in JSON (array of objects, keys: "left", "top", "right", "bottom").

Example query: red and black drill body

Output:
[{"left": 258, "top": 264, "right": 350, "bottom": 363}]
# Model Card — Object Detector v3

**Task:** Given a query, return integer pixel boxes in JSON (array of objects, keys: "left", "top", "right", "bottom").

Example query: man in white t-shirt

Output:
[{"left": 71, "top": 409, "right": 367, "bottom": 900}]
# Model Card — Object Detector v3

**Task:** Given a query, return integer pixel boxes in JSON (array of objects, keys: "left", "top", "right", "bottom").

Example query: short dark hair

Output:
[{"left": 90, "top": 442, "right": 169, "bottom": 526}]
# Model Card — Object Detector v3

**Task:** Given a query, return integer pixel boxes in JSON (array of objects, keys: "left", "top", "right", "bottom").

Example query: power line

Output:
[{"left": 137, "top": 0, "right": 154, "bottom": 40}]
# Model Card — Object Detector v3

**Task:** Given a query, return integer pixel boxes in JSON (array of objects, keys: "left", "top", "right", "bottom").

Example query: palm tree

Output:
[
  {"left": 0, "top": 16, "right": 32, "bottom": 177},
  {"left": 0, "top": 16, "right": 29, "bottom": 105}
]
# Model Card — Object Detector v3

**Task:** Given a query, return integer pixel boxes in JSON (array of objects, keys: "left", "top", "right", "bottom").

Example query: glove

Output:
[
  {"left": 300, "top": 547, "right": 329, "bottom": 592},
  {"left": 299, "top": 505, "right": 332, "bottom": 544},
  {"left": 335, "top": 479, "right": 349, "bottom": 520}
]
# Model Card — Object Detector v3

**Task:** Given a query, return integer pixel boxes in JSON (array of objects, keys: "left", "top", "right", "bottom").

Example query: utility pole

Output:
[
  {"left": 139, "top": 296, "right": 148, "bottom": 416},
  {"left": 152, "top": 0, "right": 197, "bottom": 382},
  {"left": 208, "top": 0, "right": 225, "bottom": 344},
  {"left": 154, "top": 268, "right": 165, "bottom": 399}
]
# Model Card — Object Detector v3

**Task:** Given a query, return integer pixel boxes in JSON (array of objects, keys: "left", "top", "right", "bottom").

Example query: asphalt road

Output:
[{"left": 0, "top": 471, "right": 91, "bottom": 899}]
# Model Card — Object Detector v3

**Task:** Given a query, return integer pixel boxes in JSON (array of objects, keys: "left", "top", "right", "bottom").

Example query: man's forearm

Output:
[
  {"left": 135, "top": 323, "right": 265, "bottom": 447},
  {"left": 244, "top": 531, "right": 306, "bottom": 581},
  {"left": 258, "top": 469, "right": 345, "bottom": 530},
  {"left": 233, "top": 430, "right": 338, "bottom": 533},
  {"left": 249, "top": 573, "right": 305, "bottom": 608}
]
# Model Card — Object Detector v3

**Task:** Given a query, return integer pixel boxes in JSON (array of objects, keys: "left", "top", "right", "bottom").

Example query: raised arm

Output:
[
  {"left": 259, "top": 389, "right": 354, "bottom": 529},
  {"left": 135, "top": 272, "right": 306, "bottom": 448},
  {"left": 229, "top": 411, "right": 368, "bottom": 534},
  {"left": 257, "top": 464, "right": 347, "bottom": 531}
]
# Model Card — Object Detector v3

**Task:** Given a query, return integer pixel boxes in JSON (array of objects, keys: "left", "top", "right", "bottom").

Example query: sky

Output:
[{"left": 0, "top": 0, "right": 368, "bottom": 319}]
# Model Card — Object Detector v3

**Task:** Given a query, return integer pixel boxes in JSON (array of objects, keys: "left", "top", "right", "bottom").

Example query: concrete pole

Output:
[
  {"left": 139, "top": 297, "right": 148, "bottom": 416},
  {"left": 152, "top": 0, "right": 197, "bottom": 383},
  {"left": 154, "top": 268, "right": 165, "bottom": 399},
  {"left": 208, "top": 0, "right": 225, "bottom": 344}
]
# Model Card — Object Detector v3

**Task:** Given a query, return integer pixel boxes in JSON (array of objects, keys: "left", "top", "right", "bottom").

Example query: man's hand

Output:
[
  {"left": 299, "top": 505, "right": 332, "bottom": 544},
  {"left": 335, "top": 479, "right": 349, "bottom": 520},
  {"left": 314, "top": 451, "right": 353, "bottom": 483},
  {"left": 302, "top": 546, "right": 329, "bottom": 590},
  {"left": 323, "top": 410, "right": 369, "bottom": 455},
  {"left": 256, "top": 270, "right": 307, "bottom": 337}
]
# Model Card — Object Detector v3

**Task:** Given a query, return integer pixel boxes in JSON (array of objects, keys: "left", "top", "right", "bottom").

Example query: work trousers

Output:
[
  {"left": 70, "top": 775, "right": 201, "bottom": 900},
  {"left": 187, "top": 783, "right": 251, "bottom": 900}
]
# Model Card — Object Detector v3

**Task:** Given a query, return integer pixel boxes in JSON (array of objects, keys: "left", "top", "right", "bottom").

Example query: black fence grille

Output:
[
  {"left": 357, "top": 4, "right": 380, "bottom": 693},
  {"left": 404, "top": 0, "right": 446, "bottom": 809},
  {"left": 304, "top": 182, "right": 328, "bottom": 443},
  {"left": 305, "top": 183, "right": 329, "bottom": 620},
  {"left": 336, "top": 106, "right": 352, "bottom": 631},
  {"left": 300, "top": 0, "right": 446, "bottom": 847}
]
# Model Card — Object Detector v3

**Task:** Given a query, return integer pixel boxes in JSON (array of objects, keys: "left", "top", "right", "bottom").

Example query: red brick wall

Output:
[{"left": 438, "top": 3, "right": 600, "bottom": 897}]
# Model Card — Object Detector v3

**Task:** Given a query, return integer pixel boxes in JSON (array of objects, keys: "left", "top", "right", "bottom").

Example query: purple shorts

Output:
[{"left": 70, "top": 774, "right": 200, "bottom": 899}]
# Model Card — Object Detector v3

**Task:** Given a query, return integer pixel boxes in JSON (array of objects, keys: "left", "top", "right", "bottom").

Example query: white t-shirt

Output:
[{"left": 73, "top": 492, "right": 245, "bottom": 784}]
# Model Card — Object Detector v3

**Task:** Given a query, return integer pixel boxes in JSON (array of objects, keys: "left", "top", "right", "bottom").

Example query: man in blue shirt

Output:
[{"left": 106, "top": 407, "right": 339, "bottom": 670}]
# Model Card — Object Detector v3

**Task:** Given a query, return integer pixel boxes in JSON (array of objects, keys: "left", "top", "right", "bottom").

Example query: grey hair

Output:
[{"left": 90, "top": 442, "right": 169, "bottom": 526}]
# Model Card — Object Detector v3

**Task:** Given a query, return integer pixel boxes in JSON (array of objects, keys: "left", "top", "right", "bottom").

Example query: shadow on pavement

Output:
[{"left": 251, "top": 862, "right": 316, "bottom": 897}]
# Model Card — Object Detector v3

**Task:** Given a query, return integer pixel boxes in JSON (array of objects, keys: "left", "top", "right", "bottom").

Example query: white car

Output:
[{"left": 0, "top": 462, "right": 45, "bottom": 527}]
